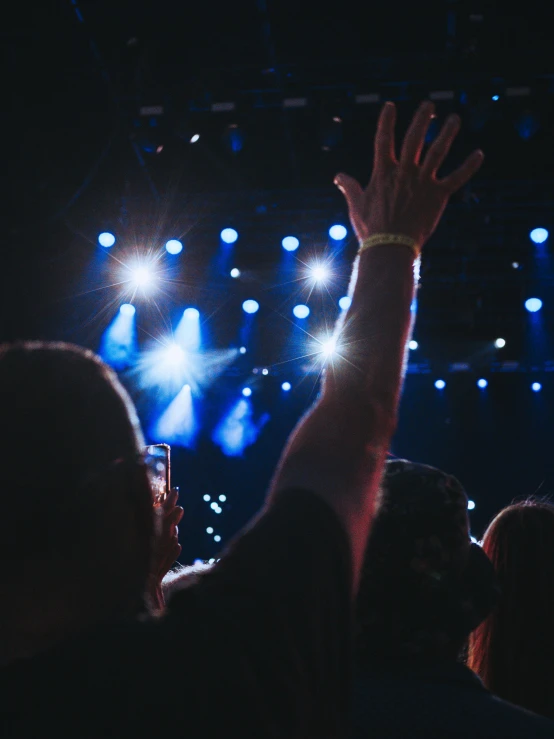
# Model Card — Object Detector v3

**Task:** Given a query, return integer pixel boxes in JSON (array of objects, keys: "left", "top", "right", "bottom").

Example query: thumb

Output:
[{"left": 334, "top": 173, "right": 364, "bottom": 216}]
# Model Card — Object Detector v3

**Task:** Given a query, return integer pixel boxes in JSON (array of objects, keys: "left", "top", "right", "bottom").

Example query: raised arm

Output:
[{"left": 269, "top": 101, "right": 483, "bottom": 592}]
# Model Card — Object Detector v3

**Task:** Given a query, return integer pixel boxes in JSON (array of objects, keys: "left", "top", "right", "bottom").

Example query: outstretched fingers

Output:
[
  {"left": 374, "top": 101, "right": 397, "bottom": 170},
  {"left": 399, "top": 101, "right": 435, "bottom": 168},
  {"left": 421, "top": 114, "right": 461, "bottom": 178},
  {"left": 438, "top": 149, "right": 484, "bottom": 194}
]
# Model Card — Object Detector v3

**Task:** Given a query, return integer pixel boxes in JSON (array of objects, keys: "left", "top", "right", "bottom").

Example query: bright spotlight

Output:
[
  {"left": 221, "top": 228, "right": 238, "bottom": 244},
  {"left": 98, "top": 232, "right": 115, "bottom": 248},
  {"left": 434, "top": 379, "right": 446, "bottom": 390},
  {"left": 525, "top": 297, "right": 543, "bottom": 313},
  {"left": 494, "top": 338, "right": 506, "bottom": 348},
  {"left": 318, "top": 335, "right": 338, "bottom": 358},
  {"left": 329, "top": 224, "right": 347, "bottom": 240},
  {"left": 242, "top": 387, "right": 252, "bottom": 397},
  {"left": 239, "top": 346, "right": 247, "bottom": 354},
  {"left": 242, "top": 299, "right": 259, "bottom": 314},
  {"left": 261, "top": 368, "right": 269, "bottom": 376},
  {"left": 190, "top": 134, "right": 200, "bottom": 143},
  {"left": 120, "top": 303, "right": 135, "bottom": 316},
  {"left": 512, "top": 261, "right": 520, "bottom": 269},
  {"left": 468, "top": 500, "right": 476, "bottom": 511},
  {"left": 477, "top": 378, "right": 488, "bottom": 389},
  {"left": 210, "top": 502, "right": 218, "bottom": 511},
  {"left": 230, "top": 268, "right": 240, "bottom": 278},
  {"left": 206, "top": 527, "right": 213, "bottom": 534},
  {"left": 219, "top": 495, "right": 226, "bottom": 502},
  {"left": 183, "top": 307, "right": 200, "bottom": 320},
  {"left": 165, "top": 239, "right": 183, "bottom": 255},
  {"left": 491, "top": 94, "right": 499, "bottom": 101},
  {"left": 293, "top": 304, "right": 310, "bottom": 319},
  {"left": 338, "top": 296, "right": 352, "bottom": 311},
  {"left": 530, "top": 228, "right": 549, "bottom": 244},
  {"left": 409, "top": 340, "right": 418, "bottom": 350},
  {"left": 281, "top": 381, "right": 291, "bottom": 392},
  {"left": 532, "top": 382, "right": 542, "bottom": 392},
  {"left": 309, "top": 263, "right": 330, "bottom": 283},
  {"left": 214, "top": 535, "right": 222, "bottom": 543},
  {"left": 282, "top": 236, "right": 300, "bottom": 252},
  {"left": 165, "top": 344, "right": 186, "bottom": 365},
  {"left": 131, "top": 266, "right": 153, "bottom": 288},
  {"left": 203, "top": 494, "right": 211, "bottom": 502}
]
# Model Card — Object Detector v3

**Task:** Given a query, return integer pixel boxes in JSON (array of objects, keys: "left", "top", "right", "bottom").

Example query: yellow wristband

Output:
[{"left": 359, "top": 233, "right": 420, "bottom": 258}]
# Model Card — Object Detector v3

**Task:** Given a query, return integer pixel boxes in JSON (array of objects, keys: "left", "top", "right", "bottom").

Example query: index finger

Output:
[
  {"left": 399, "top": 101, "right": 435, "bottom": 168},
  {"left": 374, "top": 102, "right": 397, "bottom": 170}
]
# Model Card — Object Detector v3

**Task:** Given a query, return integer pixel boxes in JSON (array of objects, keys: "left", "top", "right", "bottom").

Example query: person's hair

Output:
[
  {"left": 0, "top": 342, "right": 154, "bottom": 663},
  {"left": 467, "top": 499, "right": 554, "bottom": 720}
]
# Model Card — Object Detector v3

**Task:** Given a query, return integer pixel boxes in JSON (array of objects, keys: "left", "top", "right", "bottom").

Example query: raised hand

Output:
[
  {"left": 335, "top": 101, "right": 484, "bottom": 248},
  {"left": 147, "top": 488, "right": 184, "bottom": 610}
]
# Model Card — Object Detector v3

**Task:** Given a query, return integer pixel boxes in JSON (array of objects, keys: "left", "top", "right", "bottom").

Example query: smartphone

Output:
[{"left": 145, "top": 443, "right": 171, "bottom": 503}]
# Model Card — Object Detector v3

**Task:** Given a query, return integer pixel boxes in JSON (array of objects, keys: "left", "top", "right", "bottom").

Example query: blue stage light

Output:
[
  {"left": 530, "top": 228, "right": 549, "bottom": 244},
  {"left": 230, "top": 268, "right": 240, "bottom": 278},
  {"left": 239, "top": 346, "right": 247, "bottom": 354},
  {"left": 183, "top": 307, "right": 200, "bottom": 320},
  {"left": 98, "top": 232, "right": 115, "bottom": 248},
  {"left": 467, "top": 500, "right": 476, "bottom": 511},
  {"left": 409, "top": 340, "right": 418, "bottom": 350},
  {"left": 282, "top": 236, "right": 300, "bottom": 252},
  {"left": 206, "top": 527, "right": 213, "bottom": 534},
  {"left": 434, "top": 379, "right": 446, "bottom": 390},
  {"left": 153, "top": 383, "right": 196, "bottom": 448},
  {"left": 242, "top": 387, "right": 252, "bottom": 397},
  {"left": 491, "top": 94, "right": 499, "bottom": 101},
  {"left": 219, "top": 495, "right": 226, "bottom": 502},
  {"left": 190, "top": 134, "right": 200, "bottom": 143},
  {"left": 293, "top": 304, "right": 310, "bottom": 319},
  {"left": 532, "top": 382, "right": 542, "bottom": 392},
  {"left": 338, "top": 296, "right": 352, "bottom": 311},
  {"left": 309, "top": 262, "right": 331, "bottom": 284},
  {"left": 477, "top": 378, "right": 488, "bottom": 389},
  {"left": 165, "top": 239, "right": 183, "bottom": 255},
  {"left": 212, "top": 396, "right": 269, "bottom": 457},
  {"left": 242, "top": 299, "right": 259, "bottom": 314},
  {"left": 221, "top": 228, "right": 238, "bottom": 244},
  {"left": 99, "top": 304, "right": 137, "bottom": 370},
  {"left": 329, "top": 224, "right": 347, "bottom": 240},
  {"left": 281, "top": 381, "right": 291, "bottom": 392},
  {"left": 214, "top": 535, "right": 222, "bottom": 543},
  {"left": 120, "top": 303, "right": 135, "bottom": 317},
  {"left": 203, "top": 494, "right": 211, "bottom": 502},
  {"left": 494, "top": 338, "right": 506, "bottom": 348},
  {"left": 525, "top": 298, "right": 543, "bottom": 313}
]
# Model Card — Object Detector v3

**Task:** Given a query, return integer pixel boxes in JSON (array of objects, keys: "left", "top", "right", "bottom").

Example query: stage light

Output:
[
  {"left": 525, "top": 298, "right": 542, "bottom": 313},
  {"left": 131, "top": 266, "right": 153, "bottom": 288},
  {"left": 242, "top": 299, "right": 259, "bottom": 314},
  {"left": 221, "top": 228, "right": 238, "bottom": 244},
  {"left": 512, "top": 262, "right": 520, "bottom": 269},
  {"left": 319, "top": 335, "right": 338, "bottom": 358},
  {"left": 339, "top": 296, "right": 352, "bottom": 311},
  {"left": 99, "top": 303, "right": 137, "bottom": 370},
  {"left": 329, "top": 224, "right": 347, "bottom": 240},
  {"left": 212, "top": 396, "right": 269, "bottom": 457},
  {"left": 532, "top": 382, "right": 542, "bottom": 392},
  {"left": 409, "top": 340, "right": 418, "bottom": 350},
  {"left": 242, "top": 387, "right": 252, "bottom": 397},
  {"left": 206, "top": 527, "right": 213, "bottom": 534},
  {"left": 530, "top": 228, "right": 549, "bottom": 244},
  {"left": 203, "top": 494, "right": 211, "bottom": 502},
  {"left": 434, "top": 379, "right": 446, "bottom": 390},
  {"left": 293, "top": 304, "right": 310, "bottom": 319},
  {"left": 165, "top": 344, "right": 186, "bottom": 364},
  {"left": 219, "top": 495, "right": 226, "bottom": 502},
  {"left": 214, "top": 535, "right": 221, "bottom": 543},
  {"left": 468, "top": 500, "right": 476, "bottom": 510},
  {"left": 165, "top": 239, "right": 183, "bottom": 255},
  {"left": 152, "top": 382, "right": 196, "bottom": 448},
  {"left": 190, "top": 134, "right": 200, "bottom": 143},
  {"left": 261, "top": 368, "right": 269, "bottom": 376},
  {"left": 230, "top": 268, "right": 240, "bottom": 278},
  {"left": 214, "top": 506, "right": 222, "bottom": 514},
  {"left": 492, "top": 94, "right": 499, "bottom": 101},
  {"left": 210, "top": 502, "right": 218, "bottom": 511},
  {"left": 98, "top": 232, "right": 115, "bottom": 248},
  {"left": 183, "top": 307, "right": 200, "bottom": 321},
  {"left": 239, "top": 346, "right": 247, "bottom": 354},
  {"left": 281, "top": 381, "right": 291, "bottom": 392},
  {"left": 208, "top": 558, "right": 216, "bottom": 564},
  {"left": 494, "top": 338, "right": 506, "bottom": 348},
  {"left": 282, "top": 236, "right": 300, "bottom": 252},
  {"left": 477, "top": 378, "right": 488, "bottom": 389},
  {"left": 309, "top": 263, "right": 330, "bottom": 283},
  {"left": 120, "top": 303, "right": 135, "bottom": 316}
]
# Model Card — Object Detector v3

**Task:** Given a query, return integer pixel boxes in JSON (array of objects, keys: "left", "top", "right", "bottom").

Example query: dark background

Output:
[{"left": 3, "top": 0, "right": 554, "bottom": 561}]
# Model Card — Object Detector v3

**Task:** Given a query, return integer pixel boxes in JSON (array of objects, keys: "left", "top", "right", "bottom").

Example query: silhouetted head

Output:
[
  {"left": 356, "top": 459, "right": 498, "bottom": 665},
  {"left": 468, "top": 500, "right": 554, "bottom": 719},
  {"left": 0, "top": 342, "right": 154, "bottom": 663}
]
